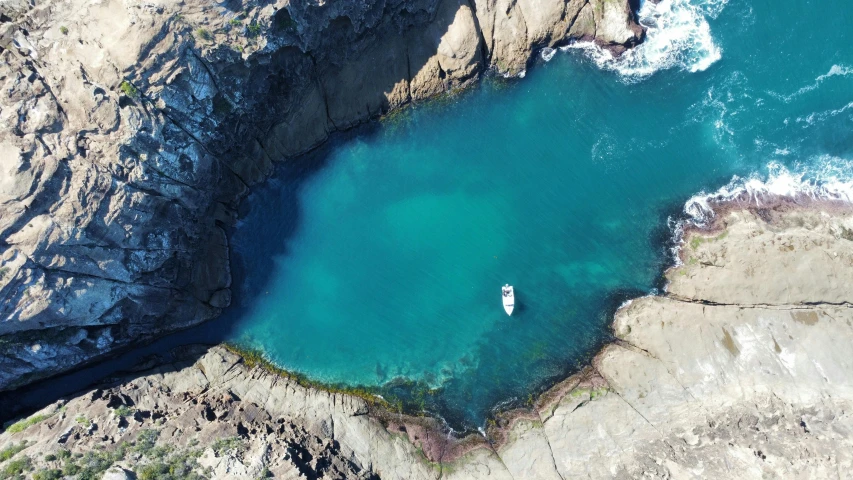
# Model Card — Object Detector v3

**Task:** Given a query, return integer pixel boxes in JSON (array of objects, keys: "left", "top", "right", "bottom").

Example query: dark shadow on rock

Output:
[
  {"left": 0, "top": 124, "right": 380, "bottom": 423},
  {"left": 0, "top": 0, "right": 472, "bottom": 421},
  {"left": 0, "top": 344, "right": 212, "bottom": 424}
]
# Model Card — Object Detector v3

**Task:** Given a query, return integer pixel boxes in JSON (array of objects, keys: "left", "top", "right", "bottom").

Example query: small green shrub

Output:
[
  {"left": 59, "top": 26, "right": 68, "bottom": 35},
  {"left": 112, "top": 405, "right": 134, "bottom": 417},
  {"left": 229, "top": 19, "right": 242, "bottom": 27},
  {"left": 113, "top": 442, "right": 130, "bottom": 460},
  {"left": 4, "top": 413, "right": 49, "bottom": 434},
  {"left": 0, "top": 267, "right": 9, "bottom": 279},
  {"left": 0, "top": 442, "right": 28, "bottom": 462},
  {"left": 119, "top": 80, "right": 139, "bottom": 98},
  {"left": 195, "top": 28, "right": 212, "bottom": 41},
  {"left": 149, "top": 444, "right": 173, "bottom": 459},
  {"left": 74, "top": 450, "right": 121, "bottom": 480},
  {"left": 135, "top": 449, "right": 204, "bottom": 480},
  {"left": 62, "top": 460, "right": 81, "bottom": 476},
  {"left": 43, "top": 454, "right": 57, "bottom": 462},
  {"left": 49, "top": 445, "right": 127, "bottom": 480},
  {"left": 137, "top": 462, "right": 169, "bottom": 480},
  {"left": 246, "top": 23, "right": 261, "bottom": 37},
  {"left": 75, "top": 416, "right": 90, "bottom": 427},
  {"left": 33, "top": 469, "right": 62, "bottom": 480},
  {"left": 134, "top": 429, "right": 160, "bottom": 455},
  {"left": 1, "top": 455, "right": 31, "bottom": 477},
  {"left": 211, "top": 436, "right": 243, "bottom": 456}
]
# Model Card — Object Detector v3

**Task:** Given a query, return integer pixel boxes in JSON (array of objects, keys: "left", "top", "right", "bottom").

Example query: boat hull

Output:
[{"left": 502, "top": 285, "right": 514, "bottom": 316}]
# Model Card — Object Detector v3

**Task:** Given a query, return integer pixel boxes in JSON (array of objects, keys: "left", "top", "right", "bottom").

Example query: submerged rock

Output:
[{"left": 2, "top": 205, "right": 852, "bottom": 479}]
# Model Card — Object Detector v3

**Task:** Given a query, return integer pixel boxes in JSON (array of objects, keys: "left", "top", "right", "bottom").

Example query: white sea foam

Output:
[
  {"left": 664, "top": 159, "right": 853, "bottom": 271},
  {"left": 822, "top": 64, "right": 853, "bottom": 81},
  {"left": 498, "top": 68, "right": 527, "bottom": 79},
  {"left": 562, "top": 0, "right": 725, "bottom": 81},
  {"left": 683, "top": 159, "right": 853, "bottom": 225},
  {"left": 796, "top": 101, "right": 853, "bottom": 127},
  {"left": 770, "top": 64, "right": 853, "bottom": 103},
  {"left": 682, "top": 71, "right": 749, "bottom": 151}
]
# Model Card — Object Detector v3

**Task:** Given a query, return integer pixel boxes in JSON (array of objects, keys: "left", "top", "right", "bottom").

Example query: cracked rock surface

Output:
[
  {"left": 0, "top": 0, "right": 642, "bottom": 391},
  {"left": 3, "top": 206, "right": 853, "bottom": 479}
]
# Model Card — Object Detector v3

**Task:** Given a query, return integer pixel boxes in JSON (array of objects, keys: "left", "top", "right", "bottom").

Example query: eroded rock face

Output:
[
  {"left": 2, "top": 206, "right": 852, "bottom": 479},
  {"left": 0, "top": 3, "right": 228, "bottom": 391},
  {"left": 0, "top": 0, "right": 642, "bottom": 389},
  {"left": 474, "top": 0, "right": 644, "bottom": 74}
]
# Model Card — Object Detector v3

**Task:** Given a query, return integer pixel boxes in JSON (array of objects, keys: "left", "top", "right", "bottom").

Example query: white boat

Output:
[{"left": 502, "top": 284, "right": 514, "bottom": 316}]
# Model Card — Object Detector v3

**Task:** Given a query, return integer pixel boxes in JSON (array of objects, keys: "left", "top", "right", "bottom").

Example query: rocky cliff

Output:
[
  {"left": 0, "top": 0, "right": 643, "bottom": 390},
  {"left": 2, "top": 204, "right": 852, "bottom": 479}
]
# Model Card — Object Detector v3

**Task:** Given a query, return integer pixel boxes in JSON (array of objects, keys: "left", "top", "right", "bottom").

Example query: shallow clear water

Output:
[{"left": 227, "top": 0, "right": 853, "bottom": 427}]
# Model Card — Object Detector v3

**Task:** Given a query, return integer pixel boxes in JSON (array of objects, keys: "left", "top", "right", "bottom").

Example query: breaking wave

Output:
[
  {"left": 664, "top": 159, "right": 853, "bottom": 268},
  {"left": 683, "top": 159, "right": 853, "bottom": 225},
  {"left": 558, "top": 0, "right": 726, "bottom": 80}
]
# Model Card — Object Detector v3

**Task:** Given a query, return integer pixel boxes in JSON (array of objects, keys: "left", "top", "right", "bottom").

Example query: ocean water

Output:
[{"left": 225, "top": 0, "right": 853, "bottom": 428}]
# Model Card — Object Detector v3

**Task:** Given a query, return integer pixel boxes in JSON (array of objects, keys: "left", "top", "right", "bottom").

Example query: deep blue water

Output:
[{"left": 7, "top": 0, "right": 851, "bottom": 430}]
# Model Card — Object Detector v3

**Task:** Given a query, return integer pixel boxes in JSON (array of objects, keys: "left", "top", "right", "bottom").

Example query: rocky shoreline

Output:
[
  {"left": 3, "top": 203, "right": 853, "bottom": 479},
  {"left": 4, "top": 0, "right": 853, "bottom": 478},
  {"left": 0, "top": 0, "right": 644, "bottom": 392}
]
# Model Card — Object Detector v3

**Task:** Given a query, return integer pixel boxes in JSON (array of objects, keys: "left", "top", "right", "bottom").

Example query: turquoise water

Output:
[{"left": 229, "top": 0, "right": 853, "bottom": 428}]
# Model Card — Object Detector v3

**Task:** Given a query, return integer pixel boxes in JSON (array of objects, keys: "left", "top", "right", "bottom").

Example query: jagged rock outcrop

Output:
[
  {"left": 0, "top": 0, "right": 643, "bottom": 390},
  {"left": 474, "top": 0, "right": 643, "bottom": 74},
  {"left": 0, "top": 346, "right": 385, "bottom": 479},
  {"left": 2, "top": 205, "right": 852, "bottom": 479}
]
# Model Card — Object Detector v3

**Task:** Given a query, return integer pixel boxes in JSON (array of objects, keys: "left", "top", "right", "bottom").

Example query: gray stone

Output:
[{"left": 101, "top": 467, "right": 135, "bottom": 480}]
